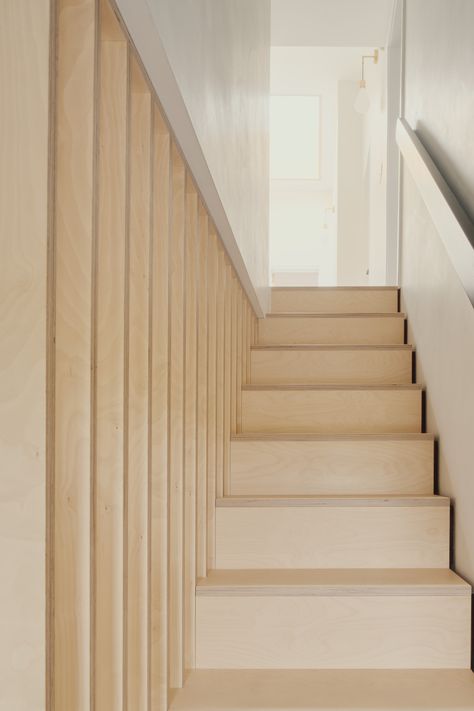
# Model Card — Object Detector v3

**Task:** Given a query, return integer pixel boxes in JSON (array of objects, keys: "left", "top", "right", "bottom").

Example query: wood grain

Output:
[
  {"left": 93, "top": 8, "right": 128, "bottom": 706},
  {"left": 184, "top": 176, "right": 198, "bottom": 671},
  {"left": 230, "top": 436, "right": 434, "bottom": 496},
  {"left": 250, "top": 346, "right": 413, "bottom": 385},
  {"left": 271, "top": 286, "right": 399, "bottom": 314},
  {"left": 196, "top": 204, "right": 208, "bottom": 579},
  {"left": 216, "top": 503, "right": 449, "bottom": 568},
  {"left": 149, "top": 105, "right": 171, "bottom": 711},
  {"left": 258, "top": 314, "right": 405, "bottom": 345},
  {"left": 196, "top": 594, "right": 470, "bottom": 669},
  {"left": 50, "top": 0, "right": 96, "bottom": 707},
  {"left": 206, "top": 231, "right": 218, "bottom": 568},
  {"left": 168, "top": 143, "right": 186, "bottom": 690},
  {"left": 241, "top": 386, "right": 422, "bottom": 434},
  {"left": 126, "top": 55, "right": 151, "bottom": 711}
]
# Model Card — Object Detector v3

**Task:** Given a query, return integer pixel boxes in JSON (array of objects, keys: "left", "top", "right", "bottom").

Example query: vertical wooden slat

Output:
[
  {"left": 241, "top": 298, "right": 248, "bottom": 386},
  {"left": 236, "top": 286, "right": 243, "bottom": 432},
  {"left": 168, "top": 143, "right": 186, "bottom": 690},
  {"left": 206, "top": 231, "right": 218, "bottom": 568},
  {"left": 94, "top": 2, "right": 128, "bottom": 707},
  {"left": 215, "top": 247, "right": 225, "bottom": 498},
  {"left": 126, "top": 55, "right": 151, "bottom": 711},
  {"left": 223, "top": 262, "right": 232, "bottom": 495},
  {"left": 196, "top": 205, "right": 208, "bottom": 579},
  {"left": 149, "top": 105, "right": 170, "bottom": 711},
  {"left": 246, "top": 302, "right": 252, "bottom": 383},
  {"left": 52, "top": 0, "right": 96, "bottom": 708},
  {"left": 184, "top": 175, "right": 198, "bottom": 670},
  {"left": 230, "top": 278, "right": 238, "bottom": 435}
]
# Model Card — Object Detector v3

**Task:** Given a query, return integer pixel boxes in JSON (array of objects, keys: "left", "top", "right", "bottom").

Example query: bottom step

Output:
[{"left": 170, "top": 670, "right": 474, "bottom": 710}]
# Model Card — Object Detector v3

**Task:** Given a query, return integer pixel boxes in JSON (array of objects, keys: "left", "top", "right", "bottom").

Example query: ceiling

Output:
[{"left": 271, "top": 0, "right": 395, "bottom": 47}]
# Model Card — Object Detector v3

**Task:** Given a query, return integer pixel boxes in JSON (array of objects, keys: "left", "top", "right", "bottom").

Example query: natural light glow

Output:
[{"left": 270, "top": 95, "right": 321, "bottom": 180}]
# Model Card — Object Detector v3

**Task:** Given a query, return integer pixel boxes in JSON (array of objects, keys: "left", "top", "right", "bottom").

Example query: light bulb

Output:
[{"left": 354, "top": 80, "right": 370, "bottom": 114}]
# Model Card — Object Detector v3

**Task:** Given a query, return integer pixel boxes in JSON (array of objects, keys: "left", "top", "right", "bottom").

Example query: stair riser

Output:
[
  {"left": 241, "top": 390, "right": 422, "bottom": 434},
  {"left": 250, "top": 349, "right": 412, "bottom": 385},
  {"left": 258, "top": 316, "right": 405, "bottom": 346},
  {"left": 230, "top": 439, "right": 434, "bottom": 496},
  {"left": 196, "top": 595, "right": 470, "bottom": 669},
  {"left": 271, "top": 288, "right": 399, "bottom": 314},
  {"left": 216, "top": 506, "right": 449, "bottom": 568}
]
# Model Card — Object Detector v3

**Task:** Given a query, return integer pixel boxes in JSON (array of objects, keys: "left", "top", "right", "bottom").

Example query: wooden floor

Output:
[{"left": 173, "top": 287, "right": 472, "bottom": 708}]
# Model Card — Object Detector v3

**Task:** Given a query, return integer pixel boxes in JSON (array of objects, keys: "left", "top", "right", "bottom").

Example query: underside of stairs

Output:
[{"left": 171, "top": 286, "right": 473, "bottom": 710}]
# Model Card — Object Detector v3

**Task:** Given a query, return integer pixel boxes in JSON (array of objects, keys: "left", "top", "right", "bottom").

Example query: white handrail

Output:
[{"left": 396, "top": 118, "right": 474, "bottom": 307}]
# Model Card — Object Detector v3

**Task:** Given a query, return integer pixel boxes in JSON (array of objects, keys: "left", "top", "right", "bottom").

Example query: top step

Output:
[{"left": 271, "top": 287, "right": 399, "bottom": 314}]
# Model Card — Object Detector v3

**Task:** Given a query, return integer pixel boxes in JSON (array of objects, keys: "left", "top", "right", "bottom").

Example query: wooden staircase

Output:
[{"left": 172, "top": 287, "right": 473, "bottom": 709}]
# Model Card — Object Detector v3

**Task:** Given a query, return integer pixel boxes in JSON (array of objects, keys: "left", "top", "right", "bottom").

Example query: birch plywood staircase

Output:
[{"left": 172, "top": 287, "right": 473, "bottom": 710}]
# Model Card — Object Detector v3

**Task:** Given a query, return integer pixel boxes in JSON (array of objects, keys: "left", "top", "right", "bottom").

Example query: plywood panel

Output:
[
  {"left": 168, "top": 143, "right": 186, "bottom": 690},
  {"left": 126, "top": 56, "right": 151, "bottom": 711},
  {"left": 230, "top": 436, "right": 434, "bottom": 496},
  {"left": 236, "top": 287, "right": 243, "bottom": 431},
  {"left": 258, "top": 314, "right": 405, "bottom": 346},
  {"left": 169, "top": 669, "right": 474, "bottom": 711},
  {"left": 216, "top": 502, "right": 450, "bottom": 569},
  {"left": 206, "top": 231, "right": 218, "bottom": 568},
  {"left": 241, "top": 386, "right": 422, "bottom": 434},
  {"left": 184, "top": 176, "right": 198, "bottom": 671},
  {"left": 0, "top": 1, "right": 50, "bottom": 706},
  {"left": 196, "top": 204, "right": 208, "bottom": 579},
  {"left": 230, "top": 278, "right": 238, "bottom": 435},
  {"left": 223, "top": 263, "right": 233, "bottom": 495},
  {"left": 93, "top": 7, "right": 128, "bottom": 706},
  {"left": 271, "top": 287, "right": 399, "bottom": 314},
  {"left": 51, "top": 0, "right": 96, "bottom": 707},
  {"left": 196, "top": 594, "right": 470, "bottom": 669},
  {"left": 250, "top": 346, "right": 413, "bottom": 385},
  {"left": 149, "top": 105, "right": 171, "bottom": 711},
  {"left": 215, "top": 248, "right": 226, "bottom": 498}
]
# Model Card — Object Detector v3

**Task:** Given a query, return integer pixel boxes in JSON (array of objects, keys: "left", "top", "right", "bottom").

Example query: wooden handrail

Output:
[{"left": 396, "top": 118, "right": 474, "bottom": 307}]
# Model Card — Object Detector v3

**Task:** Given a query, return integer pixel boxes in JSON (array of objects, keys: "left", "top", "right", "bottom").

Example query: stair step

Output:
[
  {"left": 197, "top": 568, "right": 470, "bottom": 596},
  {"left": 195, "top": 568, "right": 470, "bottom": 669},
  {"left": 271, "top": 286, "right": 399, "bottom": 314},
  {"left": 250, "top": 345, "right": 413, "bottom": 385},
  {"left": 230, "top": 433, "right": 434, "bottom": 496},
  {"left": 241, "top": 385, "right": 422, "bottom": 434},
  {"left": 258, "top": 313, "right": 405, "bottom": 346},
  {"left": 170, "top": 670, "right": 474, "bottom": 709},
  {"left": 215, "top": 496, "right": 449, "bottom": 569}
]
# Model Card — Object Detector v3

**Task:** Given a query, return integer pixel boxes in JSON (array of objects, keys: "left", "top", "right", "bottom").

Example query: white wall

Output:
[
  {"left": 115, "top": 0, "right": 271, "bottom": 313},
  {"left": 400, "top": 0, "right": 474, "bottom": 585},
  {"left": 270, "top": 47, "right": 374, "bottom": 286},
  {"left": 337, "top": 81, "right": 369, "bottom": 284}
]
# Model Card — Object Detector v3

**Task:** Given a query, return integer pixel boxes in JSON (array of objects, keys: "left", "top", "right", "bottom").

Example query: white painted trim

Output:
[
  {"left": 396, "top": 118, "right": 474, "bottom": 307},
  {"left": 113, "top": 0, "right": 266, "bottom": 316}
]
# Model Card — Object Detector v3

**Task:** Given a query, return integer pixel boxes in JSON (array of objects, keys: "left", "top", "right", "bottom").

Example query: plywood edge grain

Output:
[{"left": 216, "top": 495, "right": 449, "bottom": 508}]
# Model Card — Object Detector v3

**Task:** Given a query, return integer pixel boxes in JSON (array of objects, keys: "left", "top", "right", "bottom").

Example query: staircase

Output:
[{"left": 172, "top": 287, "right": 473, "bottom": 709}]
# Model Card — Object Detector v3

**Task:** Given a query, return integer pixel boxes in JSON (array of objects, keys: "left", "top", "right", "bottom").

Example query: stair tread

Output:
[
  {"left": 232, "top": 432, "right": 435, "bottom": 441},
  {"left": 271, "top": 286, "right": 399, "bottom": 291},
  {"left": 265, "top": 312, "right": 406, "bottom": 318},
  {"left": 252, "top": 344, "right": 413, "bottom": 350},
  {"left": 197, "top": 568, "right": 470, "bottom": 596},
  {"left": 170, "top": 670, "right": 474, "bottom": 710},
  {"left": 242, "top": 383, "right": 420, "bottom": 391},
  {"left": 216, "top": 495, "right": 448, "bottom": 507}
]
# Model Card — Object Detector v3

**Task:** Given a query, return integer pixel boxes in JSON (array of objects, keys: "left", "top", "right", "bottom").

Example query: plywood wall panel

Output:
[
  {"left": 184, "top": 178, "right": 198, "bottom": 671},
  {"left": 196, "top": 206, "right": 209, "bottom": 579},
  {"left": 168, "top": 144, "right": 186, "bottom": 689},
  {"left": 126, "top": 56, "right": 152, "bottom": 711},
  {"left": 93, "top": 3, "right": 128, "bottom": 706},
  {"left": 51, "top": 0, "right": 96, "bottom": 708},
  {"left": 149, "top": 105, "right": 171, "bottom": 711}
]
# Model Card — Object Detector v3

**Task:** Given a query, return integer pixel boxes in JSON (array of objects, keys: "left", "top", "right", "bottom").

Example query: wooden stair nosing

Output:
[
  {"left": 242, "top": 383, "right": 421, "bottom": 392},
  {"left": 265, "top": 312, "right": 406, "bottom": 319},
  {"left": 196, "top": 568, "right": 471, "bottom": 597},
  {"left": 251, "top": 344, "right": 414, "bottom": 351},
  {"left": 216, "top": 495, "right": 449, "bottom": 508},
  {"left": 231, "top": 432, "right": 435, "bottom": 441}
]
